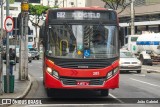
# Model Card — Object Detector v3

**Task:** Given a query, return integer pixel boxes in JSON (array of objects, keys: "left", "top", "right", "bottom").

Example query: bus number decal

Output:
[
  {"left": 57, "top": 12, "right": 65, "bottom": 18},
  {"left": 93, "top": 71, "right": 100, "bottom": 76}
]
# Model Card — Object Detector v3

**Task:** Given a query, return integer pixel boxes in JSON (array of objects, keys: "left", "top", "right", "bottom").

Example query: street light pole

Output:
[{"left": 130, "top": 0, "right": 135, "bottom": 35}]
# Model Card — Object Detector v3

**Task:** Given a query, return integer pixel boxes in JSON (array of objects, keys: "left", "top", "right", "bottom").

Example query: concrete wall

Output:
[{"left": 85, "top": 0, "right": 105, "bottom": 7}]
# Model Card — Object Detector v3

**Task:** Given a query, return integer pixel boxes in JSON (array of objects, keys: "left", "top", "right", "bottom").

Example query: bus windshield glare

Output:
[{"left": 47, "top": 24, "right": 118, "bottom": 59}]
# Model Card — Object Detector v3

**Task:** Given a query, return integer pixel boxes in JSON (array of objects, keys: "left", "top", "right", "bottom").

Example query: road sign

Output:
[
  {"left": 21, "top": 2, "right": 29, "bottom": 12},
  {"left": 4, "top": 16, "right": 14, "bottom": 32}
]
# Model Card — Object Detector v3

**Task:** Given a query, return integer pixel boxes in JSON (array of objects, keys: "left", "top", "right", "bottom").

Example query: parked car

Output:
[
  {"left": 28, "top": 48, "right": 40, "bottom": 60},
  {"left": 16, "top": 48, "right": 32, "bottom": 63},
  {"left": 119, "top": 49, "right": 142, "bottom": 73},
  {"left": 16, "top": 52, "right": 32, "bottom": 63}
]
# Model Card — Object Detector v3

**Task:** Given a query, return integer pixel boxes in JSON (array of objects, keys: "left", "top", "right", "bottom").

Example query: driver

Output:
[{"left": 93, "top": 33, "right": 105, "bottom": 45}]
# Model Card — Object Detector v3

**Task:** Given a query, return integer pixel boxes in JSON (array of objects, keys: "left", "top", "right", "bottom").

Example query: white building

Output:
[
  {"left": 41, "top": 0, "right": 85, "bottom": 7},
  {"left": 0, "top": 2, "right": 21, "bottom": 28},
  {"left": 0, "top": 2, "right": 35, "bottom": 31},
  {"left": 0, "top": 0, "right": 87, "bottom": 47}
]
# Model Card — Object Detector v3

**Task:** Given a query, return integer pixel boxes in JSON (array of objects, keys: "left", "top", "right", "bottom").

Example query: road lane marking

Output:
[
  {"left": 130, "top": 78, "right": 160, "bottom": 88},
  {"left": 133, "top": 74, "right": 146, "bottom": 77},
  {"left": 25, "top": 104, "right": 138, "bottom": 107},
  {"left": 141, "top": 68, "right": 160, "bottom": 73},
  {"left": 109, "top": 93, "right": 124, "bottom": 103}
]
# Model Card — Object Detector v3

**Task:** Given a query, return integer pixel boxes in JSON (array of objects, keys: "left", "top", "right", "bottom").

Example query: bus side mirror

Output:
[
  {"left": 39, "top": 26, "right": 45, "bottom": 46},
  {"left": 39, "top": 26, "right": 45, "bottom": 39},
  {"left": 119, "top": 30, "right": 124, "bottom": 48}
]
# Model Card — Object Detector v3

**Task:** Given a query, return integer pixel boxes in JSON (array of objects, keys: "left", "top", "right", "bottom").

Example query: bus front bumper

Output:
[{"left": 44, "top": 72, "right": 119, "bottom": 90}]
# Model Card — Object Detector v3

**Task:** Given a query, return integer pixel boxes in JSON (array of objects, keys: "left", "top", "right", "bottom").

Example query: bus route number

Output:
[{"left": 57, "top": 12, "right": 65, "bottom": 18}]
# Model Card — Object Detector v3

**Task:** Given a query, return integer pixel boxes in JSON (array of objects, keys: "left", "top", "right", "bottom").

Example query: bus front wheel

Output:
[
  {"left": 100, "top": 89, "right": 109, "bottom": 96},
  {"left": 46, "top": 88, "right": 53, "bottom": 97}
]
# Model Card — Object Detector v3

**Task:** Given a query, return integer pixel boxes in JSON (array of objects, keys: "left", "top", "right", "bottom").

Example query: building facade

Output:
[
  {"left": 41, "top": 0, "right": 85, "bottom": 7},
  {"left": 118, "top": 0, "right": 160, "bottom": 45},
  {"left": 85, "top": 0, "right": 105, "bottom": 7}
]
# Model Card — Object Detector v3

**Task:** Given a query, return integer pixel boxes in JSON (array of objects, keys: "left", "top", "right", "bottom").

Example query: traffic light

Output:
[{"left": 12, "top": 17, "right": 18, "bottom": 35}]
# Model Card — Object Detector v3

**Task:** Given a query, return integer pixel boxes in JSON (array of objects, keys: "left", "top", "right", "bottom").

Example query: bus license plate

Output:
[{"left": 77, "top": 81, "right": 89, "bottom": 86}]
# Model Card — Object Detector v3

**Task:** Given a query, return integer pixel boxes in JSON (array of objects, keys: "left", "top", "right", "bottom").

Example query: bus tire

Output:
[
  {"left": 100, "top": 89, "right": 109, "bottom": 96},
  {"left": 46, "top": 88, "right": 53, "bottom": 97},
  {"left": 137, "top": 70, "right": 141, "bottom": 74},
  {"left": 140, "top": 55, "right": 144, "bottom": 65}
]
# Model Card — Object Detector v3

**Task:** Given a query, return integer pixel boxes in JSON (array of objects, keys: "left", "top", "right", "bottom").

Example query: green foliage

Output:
[
  {"left": 28, "top": 4, "right": 58, "bottom": 27},
  {"left": 101, "top": 0, "right": 130, "bottom": 14},
  {"left": 29, "top": 4, "right": 50, "bottom": 17}
]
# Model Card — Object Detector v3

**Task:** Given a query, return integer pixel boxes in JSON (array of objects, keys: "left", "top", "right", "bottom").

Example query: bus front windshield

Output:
[{"left": 47, "top": 24, "right": 118, "bottom": 59}]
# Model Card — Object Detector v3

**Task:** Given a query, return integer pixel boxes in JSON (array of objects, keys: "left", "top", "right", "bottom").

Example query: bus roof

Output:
[{"left": 50, "top": 6, "right": 111, "bottom": 11}]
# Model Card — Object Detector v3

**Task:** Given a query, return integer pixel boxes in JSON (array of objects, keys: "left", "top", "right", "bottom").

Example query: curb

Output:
[
  {"left": 16, "top": 74, "right": 33, "bottom": 99},
  {"left": 142, "top": 68, "right": 160, "bottom": 73},
  {"left": 147, "top": 70, "right": 160, "bottom": 73},
  {"left": 1, "top": 74, "right": 33, "bottom": 107}
]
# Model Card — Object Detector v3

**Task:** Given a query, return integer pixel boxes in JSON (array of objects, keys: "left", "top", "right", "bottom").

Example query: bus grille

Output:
[
  {"left": 61, "top": 78, "right": 105, "bottom": 85},
  {"left": 49, "top": 57, "right": 118, "bottom": 69}
]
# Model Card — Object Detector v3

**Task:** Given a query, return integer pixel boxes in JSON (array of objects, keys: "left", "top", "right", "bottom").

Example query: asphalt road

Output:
[{"left": 12, "top": 60, "right": 160, "bottom": 107}]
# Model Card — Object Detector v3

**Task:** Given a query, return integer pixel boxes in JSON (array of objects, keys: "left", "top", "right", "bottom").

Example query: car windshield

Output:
[
  {"left": 120, "top": 51, "right": 135, "bottom": 58},
  {"left": 29, "top": 48, "right": 37, "bottom": 51},
  {"left": 46, "top": 24, "right": 119, "bottom": 59}
]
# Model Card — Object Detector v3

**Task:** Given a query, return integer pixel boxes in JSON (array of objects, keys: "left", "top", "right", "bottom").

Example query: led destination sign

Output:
[
  {"left": 57, "top": 12, "right": 101, "bottom": 19},
  {"left": 49, "top": 10, "right": 116, "bottom": 20}
]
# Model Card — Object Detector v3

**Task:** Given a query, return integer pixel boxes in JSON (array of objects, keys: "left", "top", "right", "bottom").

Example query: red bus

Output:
[{"left": 40, "top": 7, "right": 120, "bottom": 97}]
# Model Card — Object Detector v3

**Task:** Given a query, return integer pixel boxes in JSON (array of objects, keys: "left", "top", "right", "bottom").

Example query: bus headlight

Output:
[
  {"left": 47, "top": 67, "right": 52, "bottom": 74},
  {"left": 106, "top": 67, "right": 119, "bottom": 79},
  {"left": 107, "top": 71, "right": 113, "bottom": 79},
  {"left": 46, "top": 67, "right": 59, "bottom": 79},
  {"left": 113, "top": 67, "right": 119, "bottom": 74},
  {"left": 52, "top": 70, "right": 59, "bottom": 78}
]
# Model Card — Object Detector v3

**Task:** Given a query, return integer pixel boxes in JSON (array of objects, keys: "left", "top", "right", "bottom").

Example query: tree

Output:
[
  {"left": 102, "top": 0, "right": 131, "bottom": 14},
  {"left": 28, "top": 4, "right": 59, "bottom": 49},
  {"left": 29, "top": 4, "right": 50, "bottom": 27},
  {"left": 29, "top": 4, "right": 52, "bottom": 50}
]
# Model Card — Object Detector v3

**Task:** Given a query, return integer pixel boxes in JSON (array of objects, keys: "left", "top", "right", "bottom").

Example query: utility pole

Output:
[
  {"left": 47, "top": 0, "right": 49, "bottom": 6},
  {"left": 0, "top": 0, "right": 3, "bottom": 95},
  {"left": 19, "top": 0, "right": 29, "bottom": 80},
  {"left": 5, "top": 0, "right": 10, "bottom": 93},
  {"left": 130, "top": 0, "right": 135, "bottom": 35},
  {"left": 63, "top": 0, "right": 64, "bottom": 7},
  {"left": 13, "top": 17, "right": 18, "bottom": 71}
]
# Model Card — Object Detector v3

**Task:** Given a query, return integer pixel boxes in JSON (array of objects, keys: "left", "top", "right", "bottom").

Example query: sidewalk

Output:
[
  {"left": 142, "top": 65, "right": 160, "bottom": 73},
  {"left": 0, "top": 63, "right": 32, "bottom": 105}
]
